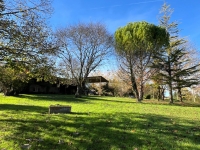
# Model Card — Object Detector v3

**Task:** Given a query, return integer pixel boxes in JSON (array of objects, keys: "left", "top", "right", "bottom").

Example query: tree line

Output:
[{"left": 0, "top": 1, "right": 199, "bottom": 103}]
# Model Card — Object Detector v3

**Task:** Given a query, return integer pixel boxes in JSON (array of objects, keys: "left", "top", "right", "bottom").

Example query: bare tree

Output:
[
  {"left": 1, "top": 0, "right": 52, "bottom": 16},
  {"left": 55, "top": 22, "right": 113, "bottom": 97}
]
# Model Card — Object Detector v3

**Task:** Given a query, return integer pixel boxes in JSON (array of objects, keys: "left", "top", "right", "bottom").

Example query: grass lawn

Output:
[{"left": 0, "top": 94, "right": 200, "bottom": 150}]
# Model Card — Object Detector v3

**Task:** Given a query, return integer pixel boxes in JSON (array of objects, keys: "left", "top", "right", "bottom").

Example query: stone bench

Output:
[{"left": 49, "top": 105, "right": 71, "bottom": 114}]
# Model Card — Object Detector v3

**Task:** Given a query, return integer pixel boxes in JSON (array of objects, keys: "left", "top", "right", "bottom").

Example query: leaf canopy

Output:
[{"left": 115, "top": 21, "right": 169, "bottom": 54}]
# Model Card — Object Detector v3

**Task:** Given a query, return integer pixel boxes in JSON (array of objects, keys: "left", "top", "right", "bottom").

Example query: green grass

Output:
[{"left": 0, "top": 94, "right": 200, "bottom": 150}]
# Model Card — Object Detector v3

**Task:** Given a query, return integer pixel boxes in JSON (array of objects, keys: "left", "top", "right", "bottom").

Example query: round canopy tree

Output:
[{"left": 114, "top": 21, "right": 169, "bottom": 101}]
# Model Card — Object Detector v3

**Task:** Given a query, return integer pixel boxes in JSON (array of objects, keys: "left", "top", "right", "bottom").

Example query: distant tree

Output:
[
  {"left": 108, "top": 70, "right": 132, "bottom": 97},
  {"left": 151, "top": 76, "right": 167, "bottom": 101},
  {"left": 55, "top": 22, "right": 113, "bottom": 97},
  {"left": 114, "top": 21, "right": 169, "bottom": 102},
  {"left": 191, "top": 85, "right": 200, "bottom": 103}
]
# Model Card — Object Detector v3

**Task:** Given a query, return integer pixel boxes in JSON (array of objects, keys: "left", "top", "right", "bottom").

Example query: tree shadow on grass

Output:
[
  {"left": 70, "top": 112, "right": 90, "bottom": 115},
  {"left": 139, "top": 99, "right": 200, "bottom": 108},
  {"left": 85, "top": 96, "right": 137, "bottom": 104},
  {"left": 17, "top": 94, "right": 88, "bottom": 103},
  {"left": 0, "top": 104, "right": 48, "bottom": 113},
  {"left": 172, "top": 102, "right": 200, "bottom": 107},
  {"left": 84, "top": 96, "right": 200, "bottom": 108},
  {"left": 17, "top": 94, "right": 136, "bottom": 105},
  {"left": 0, "top": 112, "right": 199, "bottom": 149}
]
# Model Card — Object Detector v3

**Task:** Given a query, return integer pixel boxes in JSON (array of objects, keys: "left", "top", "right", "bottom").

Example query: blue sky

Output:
[
  {"left": 50, "top": 0, "right": 200, "bottom": 49},
  {"left": 50, "top": 0, "right": 200, "bottom": 71}
]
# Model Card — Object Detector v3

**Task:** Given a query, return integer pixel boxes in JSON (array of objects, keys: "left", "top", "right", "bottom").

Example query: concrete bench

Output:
[{"left": 49, "top": 105, "right": 71, "bottom": 114}]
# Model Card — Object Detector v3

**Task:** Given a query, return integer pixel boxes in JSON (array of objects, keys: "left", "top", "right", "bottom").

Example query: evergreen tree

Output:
[
  {"left": 151, "top": 2, "right": 200, "bottom": 103},
  {"left": 173, "top": 47, "right": 200, "bottom": 102}
]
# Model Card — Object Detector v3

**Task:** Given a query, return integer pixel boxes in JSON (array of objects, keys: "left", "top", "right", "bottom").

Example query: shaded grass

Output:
[{"left": 0, "top": 94, "right": 200, "bottom": 149}]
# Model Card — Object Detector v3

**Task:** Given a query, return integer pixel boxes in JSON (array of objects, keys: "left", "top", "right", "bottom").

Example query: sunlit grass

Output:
[{"left": 0, "top": 94, "right": 200, "bottom": 149}]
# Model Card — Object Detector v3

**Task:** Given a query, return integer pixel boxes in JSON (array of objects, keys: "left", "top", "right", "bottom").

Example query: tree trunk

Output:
[
  {"left": 138, "top": 83, "right": 144, "bottom": 101},
  {"left": 161, "top": 88, "right": 165, "bottom": 100},
  {"left": 157, "top": 86, "right": 161, "bottom": 101},
  {"left": 3, "top": 88, "right": 19, "bottom": 96},
  {"left": 82, "top": 81, "right": 87, "bottom": 96},
  {"left": 168, "top": 57, "right": 173, "bottom": 103},
  {"left": 75, "top": 85, "right": 82, "bottom": 98},
  {"left": 134, "top": 88, "right": 140, "bottom": 102},
  {"left": 75, "top": 81, "right": 88, "bottom": 98},
  {"left": 178, "top": 88, "right": 183, "bottom": 102},
  {"left": 169, "top": 83, "right": 173, "bottom": 103},
  {"left": 132, "top": 82, "right": 139, "bottom": 102},
  {"left": 130, "top": 66, "right": 140, "bottom": 102}
]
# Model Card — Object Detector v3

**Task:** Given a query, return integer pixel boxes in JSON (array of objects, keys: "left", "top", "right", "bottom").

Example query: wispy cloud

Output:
[
  {"left": 105, "top": 6, "right": 159, "bottom": 33},
  {"left": 79, "top": 0, "right": 163, "bottom": 11}
]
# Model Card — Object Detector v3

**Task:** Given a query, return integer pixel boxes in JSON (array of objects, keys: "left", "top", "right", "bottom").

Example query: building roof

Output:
[{"left": 86, "top": 76, "right": 108, "bottom": 83}]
